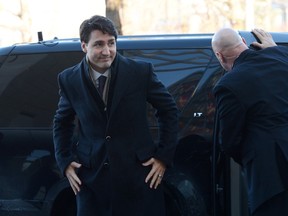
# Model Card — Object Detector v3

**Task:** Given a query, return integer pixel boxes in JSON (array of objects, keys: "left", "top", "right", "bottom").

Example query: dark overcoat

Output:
[
  {"left": 213, "top": 46, "right": 288, "bottom": 213},
  {"left": 53, "top": 53, "right": 179, "bottom": 215}
]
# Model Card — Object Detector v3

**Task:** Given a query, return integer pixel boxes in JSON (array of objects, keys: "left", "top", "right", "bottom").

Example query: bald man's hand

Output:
[{"left": 251, "top": 29, "right": 277, "bottom": 49}]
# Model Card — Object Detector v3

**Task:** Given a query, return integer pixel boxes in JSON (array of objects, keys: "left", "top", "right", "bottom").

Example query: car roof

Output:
[
  {"left": 1, "top": 31, "right": 287, "bottom": 55},
  {"left": 0, "top": 33, "right": 214, "bottom": 55},
  {"left": 239, "top": 31, "right": 288, "bottom": 45}
]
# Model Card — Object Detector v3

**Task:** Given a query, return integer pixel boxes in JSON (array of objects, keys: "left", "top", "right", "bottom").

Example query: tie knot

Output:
[
  {"left": 98, "top": 75, "right": 107, "bottom": 84},
  {"left": 97, "top": 75, "right": 107, "bottom": 97}
]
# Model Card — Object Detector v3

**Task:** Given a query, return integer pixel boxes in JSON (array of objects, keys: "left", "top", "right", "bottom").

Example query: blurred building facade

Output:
[
  {"left": 0, "top": 0, "right": 287, "bottom": 46},
  {"left": 0, "top": 0, "right": 105, "bottom": 46}
]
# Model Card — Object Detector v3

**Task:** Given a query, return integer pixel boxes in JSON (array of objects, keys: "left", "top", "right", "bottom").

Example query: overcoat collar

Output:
[
  {"left": 108, "top": 53, "right": 135, "bottom": 118},
  {"left": 233, "top": 49, "right": 252, "bottom": 69},
  {"left": 80, "top": 58, "right": 106, "bottom": 117}
]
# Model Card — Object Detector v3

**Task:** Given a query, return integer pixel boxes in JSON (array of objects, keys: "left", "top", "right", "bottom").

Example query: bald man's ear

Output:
[{"left": 216, "top": 52, "right": 225, "bottom": 63}]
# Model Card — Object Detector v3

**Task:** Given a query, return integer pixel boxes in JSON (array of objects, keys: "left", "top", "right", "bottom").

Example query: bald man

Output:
[
  {"left": 212, "top": 28, "right": 276, "bottom": 71},
  {"left": 212, "top": 28, "right": 288, "bottom": 216}
]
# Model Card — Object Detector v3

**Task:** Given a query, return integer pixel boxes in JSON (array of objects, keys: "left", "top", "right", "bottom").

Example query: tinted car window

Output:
[
  {"left": 123, "top": 48, "right": 223, "bottom": 139},
  {"left": 0, "top": 52, "right": 84, "bottom": 127}
]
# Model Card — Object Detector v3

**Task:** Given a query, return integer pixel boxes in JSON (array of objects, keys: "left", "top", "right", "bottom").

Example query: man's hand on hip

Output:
[
  {"left": 142, "top": 157, "right": 166, "bottom": 189},
  {"left": 65, "top": 161, "right": 82, "bottom": 195}
]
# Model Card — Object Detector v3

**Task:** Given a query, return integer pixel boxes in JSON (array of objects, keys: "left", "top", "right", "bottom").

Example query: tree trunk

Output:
[{"left": 106, "top": 0, "right": 123, "bottom": 35}]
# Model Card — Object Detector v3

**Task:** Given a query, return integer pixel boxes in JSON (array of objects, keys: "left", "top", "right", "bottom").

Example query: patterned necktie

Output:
[{"left": 97, "top": 75, "right": 107, "bottom": 98}]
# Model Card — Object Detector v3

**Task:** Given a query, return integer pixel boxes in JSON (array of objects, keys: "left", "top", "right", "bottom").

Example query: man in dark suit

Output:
[
  {"left": 53, "top": 15, "right": 178, "bottom": 216},
  {"left": 212, "top": 28, "right": 288, "bottom": 216}
]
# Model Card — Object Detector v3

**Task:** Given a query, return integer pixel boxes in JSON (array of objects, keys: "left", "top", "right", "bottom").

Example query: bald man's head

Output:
[
  {"left": 212, "top": 28, "right": 248, "bottom": 71},
  {"left": 212, "top": 28, "right": 243, "bottom": 52}
]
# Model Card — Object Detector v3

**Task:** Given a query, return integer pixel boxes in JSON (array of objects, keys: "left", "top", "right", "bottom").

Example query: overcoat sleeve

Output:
[
  {"left": 146, "top": 64, "right": 179, "bottom": 166},
  {"left": 53, "top": 72, "right": 77, "bottom": 175},
  {"left": 213, "top": 84, "right": 246, "bottom": 164}
]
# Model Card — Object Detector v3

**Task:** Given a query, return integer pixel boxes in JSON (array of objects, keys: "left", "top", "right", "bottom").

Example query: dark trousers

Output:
[{"left": 252, "top": 190, "right": 288, "bottom": 216}]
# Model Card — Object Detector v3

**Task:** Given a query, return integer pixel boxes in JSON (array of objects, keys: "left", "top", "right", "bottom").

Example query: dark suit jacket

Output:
[
  {"left": 53, "top": 53, "right": 178, "bottom": 215},
  {"left": 213, "top": 46, "right": 288, "bottom": 213}
]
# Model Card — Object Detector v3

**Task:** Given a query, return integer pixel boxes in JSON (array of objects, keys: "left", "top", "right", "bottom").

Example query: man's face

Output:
[{"left": 81, "top": 30, "right": 116, "bottom": 73}]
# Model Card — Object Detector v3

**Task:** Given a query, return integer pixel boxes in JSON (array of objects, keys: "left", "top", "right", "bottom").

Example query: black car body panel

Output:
[{"left": 0, "top": 31, "right": 287, "bottom": 216}]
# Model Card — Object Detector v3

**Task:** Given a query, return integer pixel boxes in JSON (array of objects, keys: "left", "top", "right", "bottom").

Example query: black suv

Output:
[{"left": 0, "top": 32, "right": 287, "bottom": 216}]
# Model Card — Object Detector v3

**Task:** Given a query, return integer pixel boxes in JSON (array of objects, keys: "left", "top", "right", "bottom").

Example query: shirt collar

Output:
[
  {"left": 93, "top": 68, "right": 109, "bottom": 80},
  {"left": 86, "top": 56, "right": 110, "bottom": 79}
]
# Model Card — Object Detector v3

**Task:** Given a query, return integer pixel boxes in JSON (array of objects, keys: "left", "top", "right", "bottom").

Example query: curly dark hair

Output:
[{"left": 79, "top": 15, "right": 118, "bottom": 43}]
